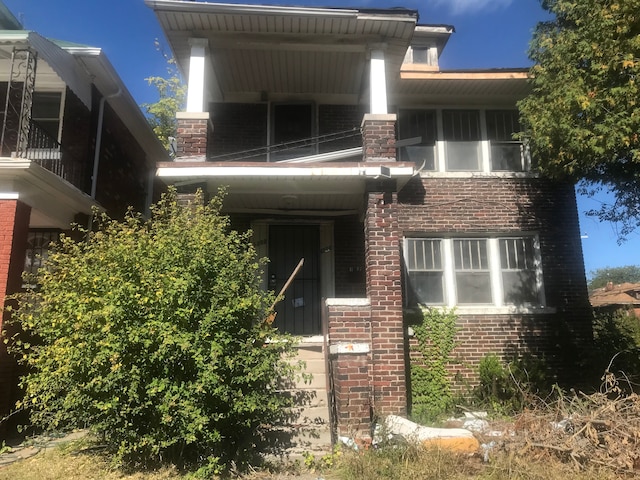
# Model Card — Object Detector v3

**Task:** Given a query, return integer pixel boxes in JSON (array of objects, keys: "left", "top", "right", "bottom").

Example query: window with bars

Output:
[
  {"left": 24, "top": 230, "right": 60, "bottom": 285},
  {"left": 404, "top": 235, "right": 543, "bottom": 308},
  {"left": 397, "top": 108, "right": 529, "bottom": 173},
  {"left": 397, "top": 110, "right": 437, "bottom": 170},
  {"left": 442, "top": 110, "right": 482, "bottom": 171},
  {"left": 486, "top": 110, "right": 525, "bottom": 171},
  {"left": 453, "top": 239, "right": 492, "bottom": 304},
  {"left": 405, "top": 239, "right": 444, "bottom": 304}
]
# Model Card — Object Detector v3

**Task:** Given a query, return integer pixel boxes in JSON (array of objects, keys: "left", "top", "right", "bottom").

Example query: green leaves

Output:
[
  {"left": 7, "top": 188, "right": 297, "bottom": 472},
  {"left": 519, "top": 0, "right": 640, "bottom": 238}
]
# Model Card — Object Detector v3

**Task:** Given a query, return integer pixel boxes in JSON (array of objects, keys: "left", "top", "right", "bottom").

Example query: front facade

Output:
[
  {"left": 147, "top": 0, "right": 591, "bottom": 438},
  {"left": 0, "top": 3, "right": 169, "bottom": 434}
]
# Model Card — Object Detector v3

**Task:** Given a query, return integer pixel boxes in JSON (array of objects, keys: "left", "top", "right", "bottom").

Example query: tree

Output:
[
  {"left": 142, "top": 42, "right": 186, "bottom": 156},
  {"left": 518, "top": 0, "right": 640, "bottom": 238},
  {"left": 7, "top": 189, "right": 299, "bottom": 474},
  {"left": 588, "top": 265, "right": 640, "bottom": 291}
]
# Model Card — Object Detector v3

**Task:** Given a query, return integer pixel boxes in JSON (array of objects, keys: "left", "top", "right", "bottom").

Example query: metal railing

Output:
[{"left": 25, "top": 120, "right": 87, "bottom": 191}]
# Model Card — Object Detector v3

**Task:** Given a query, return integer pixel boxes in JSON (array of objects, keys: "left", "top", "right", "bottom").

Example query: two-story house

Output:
[
  {"left": 148, "top": 0, "right": 591, "bottom": 440},
  {"left": 0, "top": 3, "right": 169, "bottom": 434}
]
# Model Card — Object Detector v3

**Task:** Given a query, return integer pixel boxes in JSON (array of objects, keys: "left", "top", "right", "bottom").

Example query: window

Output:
[
  {"left": 404, "top": 235, "right": 544, "bottom": 308},
  {"left": 453, "top": 239, "right": 492, "bottom": 304},
  {"left": 31, "top": 92, "right": 63, "bottom": 142},
  {"left": 23, "top": 230, "right": 60, "bottom": 287},
  {"left": 398, "top": 110, "right": 437, "bottom": 170},
  {"left": 442, "top": 110, "right": 482, "bottom": 171},
  {"left": 405, "top": 239, "right": 444, "bottom": 304},
  {"left": 397, "top": 108, "right": 529, "bottom": 173},
  {"left": 486, "top": 110, "right": 525, "bottom": 171},
  {"left": 271, "top": 104, "right": 313, "bottom": 161}
]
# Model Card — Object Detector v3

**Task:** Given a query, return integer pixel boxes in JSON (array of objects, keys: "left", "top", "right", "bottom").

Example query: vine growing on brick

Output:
[{"left": 408, "top": 308, "right": 458, "bottom": 422}]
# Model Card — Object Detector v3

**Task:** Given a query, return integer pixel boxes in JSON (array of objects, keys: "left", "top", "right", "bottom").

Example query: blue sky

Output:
[{"left": 5, "top": 0, "right": 639, "bottom": 276}]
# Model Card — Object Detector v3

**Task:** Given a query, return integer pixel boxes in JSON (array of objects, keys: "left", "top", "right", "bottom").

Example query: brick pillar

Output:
[
  {"left": 361, "top": 112, "right": 406, "bottom": 417},
  {"left": 361, "top": 113, "right": 397, "bottom": 162},
  {"left": 0, "top": 199, "right": 31, "bottom": 435},
  {"left": 175, "top": 112, "right": 211, "bottom": 161},
  {"left": 326, "top": 299, "right": 372, "bottom": 439}
]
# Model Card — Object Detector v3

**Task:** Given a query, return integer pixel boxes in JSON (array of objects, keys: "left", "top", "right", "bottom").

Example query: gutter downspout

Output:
[{"left": 90, "top": 88, "right": 121, "bottom": 199}]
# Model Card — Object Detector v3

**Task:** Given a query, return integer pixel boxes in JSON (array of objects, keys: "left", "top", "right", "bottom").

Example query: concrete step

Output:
[
  {"left": 300, "top": 358, "right": 326, "bottom": 375},
  {"left": 294, "top": 344, "right": 324, "bottom": 361},
  {"left": 293, "top": 371, "right": 327, "bottom": 390},
  {"left": 291, "top": 405, "right": 331, "bottom": 426}
]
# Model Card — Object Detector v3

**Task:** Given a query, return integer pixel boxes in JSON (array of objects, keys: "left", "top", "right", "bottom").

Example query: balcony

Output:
[{"left": 3, "top": 120, "right": 87, "bottom": 192}]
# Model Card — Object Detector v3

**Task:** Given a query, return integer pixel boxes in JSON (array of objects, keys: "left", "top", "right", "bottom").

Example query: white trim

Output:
[
  {"left": 329, "top": 343, "right": 370, "bottom": 354},
  {"left": 157, "top": 164, "right": 414, "bottom": 178},
  {"left": 325, "top": 298, "right": 370, "bottom": 306},
  {"left": 370, "top": 50, "right": 388, "bottom": 114},
  {"left": 424, "top": 306, "right": 557, "bottom": 315},
  {"left": 0, "top": 192, "right": 20, "bottom": 199}
]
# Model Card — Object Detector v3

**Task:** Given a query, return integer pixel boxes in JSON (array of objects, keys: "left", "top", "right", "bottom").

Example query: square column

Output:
[{"left": 186, "top": 38, "right": 208, "bottom": 113}]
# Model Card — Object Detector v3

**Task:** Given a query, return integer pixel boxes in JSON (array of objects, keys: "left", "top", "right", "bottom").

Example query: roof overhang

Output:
[
  {"left": 395, "top": 69, "right": 530, "bottom": 105},
  {"left": 156, "top": 161, "right": 415, "bottom": 214},
  {"left": 145, "top": 0, "right": 418, "bottom": 104},
  {"left": 0, "top": 158, "right": 99, "bottom": 229}
]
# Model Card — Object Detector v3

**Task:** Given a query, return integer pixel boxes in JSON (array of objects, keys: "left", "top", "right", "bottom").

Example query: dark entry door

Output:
[{"left": 268, "top": 225, "right": 320, "bottom": 335}]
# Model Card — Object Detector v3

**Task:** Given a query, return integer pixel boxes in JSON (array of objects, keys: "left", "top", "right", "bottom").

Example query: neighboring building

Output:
[
  {"left": 148, "top": 0, "right": 591, "bottom": 441},
  {"left": 591, "top": 282, "right": 640, "bottom": 318},
  {"left": 0, "top": 2, "right": 169, "bottom": 434}
]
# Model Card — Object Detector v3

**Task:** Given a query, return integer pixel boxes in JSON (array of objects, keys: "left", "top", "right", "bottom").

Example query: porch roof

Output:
[
  {"left": 0, "top": 158, "right": 98, "bottom": 228},
  {"left": 156, "top": 160, "right": 415, "bottom": 214},
  {"left": 145, "top": 0, "right": 418, "bottom": 104}
]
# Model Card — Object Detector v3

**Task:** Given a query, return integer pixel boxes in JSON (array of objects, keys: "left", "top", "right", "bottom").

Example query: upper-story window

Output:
[
  {"left": 398, "top": 108, "right": 529, "bottom": 173},
  {"left": 31, "top": 91, "right": 63, "bottom": 142}
]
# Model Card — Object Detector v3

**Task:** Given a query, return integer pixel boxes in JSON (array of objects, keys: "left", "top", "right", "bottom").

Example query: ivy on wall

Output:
[{"left": 407, "top": 308, "right": 459, "bottom": 422}]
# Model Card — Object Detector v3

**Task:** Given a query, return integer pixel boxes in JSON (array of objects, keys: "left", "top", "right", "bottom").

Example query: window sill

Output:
[
  {"left": 408, "top": 305, "right": 557, "bottom": 315},
  {"left": 418, "top": 171, "right": 539, "bottom": 179}
]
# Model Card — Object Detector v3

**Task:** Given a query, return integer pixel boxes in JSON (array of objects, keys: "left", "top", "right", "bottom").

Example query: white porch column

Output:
[
  {"left": 186, "top": 38, "right": 208, "bottom": 113},
  {"left": 369, "top": 49, "right": 388, "bottom": 114}
]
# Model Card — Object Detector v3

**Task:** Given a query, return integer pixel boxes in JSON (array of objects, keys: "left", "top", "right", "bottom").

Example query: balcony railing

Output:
[{"left": 24, "top": 120, "right": 87, "bottom": 191}]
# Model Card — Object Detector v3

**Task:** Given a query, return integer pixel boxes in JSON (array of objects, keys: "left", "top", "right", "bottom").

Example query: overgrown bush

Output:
[
  {"left": 407, "top": 308, "right": 458, "bottom": 423},
  {"left": 474, "top": 353, "right": 550, "bottom": 414},
  {"left": 592, "top": 309, "right": 640, "bottom": 388},
  {"left": 6, "top": 189, "right": 300, "bottom": 474}
]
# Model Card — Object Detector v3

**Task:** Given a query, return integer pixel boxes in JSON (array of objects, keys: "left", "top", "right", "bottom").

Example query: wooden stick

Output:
[{"left": 270, "top": 258, "right": 304, "bottom": 311}]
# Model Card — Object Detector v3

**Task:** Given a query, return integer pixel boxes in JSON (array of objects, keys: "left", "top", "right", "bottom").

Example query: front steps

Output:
[{"left": 267, "top": 342, "right": 332, "bottom": 458}]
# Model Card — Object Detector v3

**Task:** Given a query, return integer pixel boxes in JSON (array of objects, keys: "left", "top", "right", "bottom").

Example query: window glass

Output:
[
  {"left": 486, "top": 110, "right": 524, "bottom": 171},
  {"left": 405, "top": 239, "right": 444, "bottom": 304},
  {"left": 443, "top": 110, "right": 481, "bottom": 171},
  {"left": 453, "top": 239, "right": 491, "bottom": 304},
  {"left": 398, "top": 110, "right": 437, "bottom": 170},
  {"left": 31, "top": 92, "right": 62, "bottom": 141},
  {"left": 500, "top": 238, "right": 539, "bottom": 304}
]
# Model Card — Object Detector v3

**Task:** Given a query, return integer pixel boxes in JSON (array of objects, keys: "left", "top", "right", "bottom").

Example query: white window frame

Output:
[{"left": 404, "top": 235, "right": 548, "bottom": 313}]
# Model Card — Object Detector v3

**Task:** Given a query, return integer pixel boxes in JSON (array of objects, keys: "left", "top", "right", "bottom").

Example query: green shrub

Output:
[
  {"left": 474, "top": 353, "right": 549, "bottom": 414},
  {"left": 592, "top": 309, "right": 640, "bottom": 388},
  {"left": 6, "top": 189, "right": 299, "bottom": 473},
  {"left": 407, "top": 308, "right": 458, "bottom": 423}
]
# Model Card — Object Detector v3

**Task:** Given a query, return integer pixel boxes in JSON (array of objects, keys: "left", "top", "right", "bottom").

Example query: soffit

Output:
[
  {"left": 147, "top": 1, "right": 417, "bottom": 103},
  {"left": 394, "top": 70, "right": 531, "bottom": 105}
]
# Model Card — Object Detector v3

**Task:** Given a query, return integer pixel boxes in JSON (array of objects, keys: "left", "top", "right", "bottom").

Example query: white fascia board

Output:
[
  {"left": 27, "top": 32, "right": 93, "bottom": 108},
  {"left": 145, "top": 0, "right": 359, "bottom": 18},
  {"left": 157, "top": 165, "right": 414, "bottom": 178}
]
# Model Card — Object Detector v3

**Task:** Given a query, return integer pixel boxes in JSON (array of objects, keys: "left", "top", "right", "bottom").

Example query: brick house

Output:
[
  {"left": 0, "top": 4, "right": 168, "bottom": 434},
  {"left": 146, "top": 1, "right": 592, "bottom": 439}
]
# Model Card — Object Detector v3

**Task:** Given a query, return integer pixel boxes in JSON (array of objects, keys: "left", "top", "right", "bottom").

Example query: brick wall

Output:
[
  {"left": 0, "top": 200, "right": 31, "bottom": 435},
  {"left": 398, "top": 176, "right": 592, "bottom": 387},
  {"left": 361, "top": 114, "right": 397, "bottom": 162},
  {"left": 334, "top": 215, "right": 366, "bottom": 297},
  {"left": 318, "top": 105, "right": 364, "bottom": 153},
  {"left": 208, "top": 103, "right": 268, "bottom": 161}
]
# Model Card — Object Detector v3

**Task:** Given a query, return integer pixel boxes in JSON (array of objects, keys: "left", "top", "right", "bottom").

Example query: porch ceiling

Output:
[
  {"left": 395, "top": 69, "right": 530, "bottom": 105},
  {"left": 146, "top": 0, "right": 418, "bottom": 103},
  {"left": 156, "top": 161, "right": 415, "bottom": 214}
]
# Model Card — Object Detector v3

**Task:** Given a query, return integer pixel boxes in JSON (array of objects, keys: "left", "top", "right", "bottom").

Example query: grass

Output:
[{"left": 0, "top": 437, "right": 628, "bottom": 480}]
